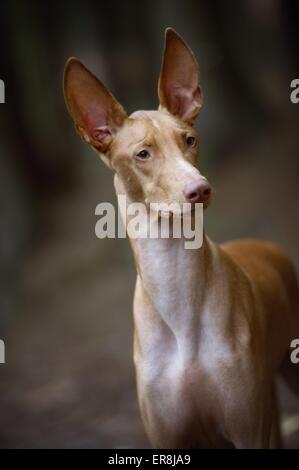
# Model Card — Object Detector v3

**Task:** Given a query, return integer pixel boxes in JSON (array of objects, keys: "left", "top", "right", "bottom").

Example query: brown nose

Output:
[{"left": 183, "top": 178, "right": 211, "bottom": 204}]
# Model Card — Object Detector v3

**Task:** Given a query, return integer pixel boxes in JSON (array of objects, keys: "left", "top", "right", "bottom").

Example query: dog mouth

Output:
[
  {"left": 202, "top": 200, "right": 211, "bottom": 211},
  {"left": 144, "top": 195, "right": 211, "bottom": 218},
  {"left": 158, "top": 206, "right": 204, "bottom": 219}
]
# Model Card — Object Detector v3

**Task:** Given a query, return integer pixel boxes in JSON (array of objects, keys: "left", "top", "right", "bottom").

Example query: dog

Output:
[{"left": 63, "top": 27, "right": 299, "bottom": 448}]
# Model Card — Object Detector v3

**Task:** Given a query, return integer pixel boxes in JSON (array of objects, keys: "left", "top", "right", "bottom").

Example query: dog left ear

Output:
[
  {"left": 63, "top": 58, "right": 127, "bottom": 164},
  {"left": 158, "top": 28, "right": 203, "bottom": 125}
]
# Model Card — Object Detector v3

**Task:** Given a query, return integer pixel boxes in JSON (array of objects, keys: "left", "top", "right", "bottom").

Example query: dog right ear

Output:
[
  {"left": 63, "top": 58, "right": 127, "bottom": 165},
  {"left": 158, "top": 28, "right": 203, "bottom": 125}
]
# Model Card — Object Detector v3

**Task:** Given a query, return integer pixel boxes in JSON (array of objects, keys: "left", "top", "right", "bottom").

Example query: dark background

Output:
[{"left": 0, "top": 0, "right": 298, "bottom": 448}]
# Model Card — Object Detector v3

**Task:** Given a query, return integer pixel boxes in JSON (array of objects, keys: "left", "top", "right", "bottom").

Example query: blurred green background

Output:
[{"left": 0, "top": 0, "right": 298, "bottom": 448}]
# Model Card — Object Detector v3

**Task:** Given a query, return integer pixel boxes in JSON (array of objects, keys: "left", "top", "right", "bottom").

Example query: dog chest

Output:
[{"left": 135, "top": 354, "right": 231, "bottom": 448}]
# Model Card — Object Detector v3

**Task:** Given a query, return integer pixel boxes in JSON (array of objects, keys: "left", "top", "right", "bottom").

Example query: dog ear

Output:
[
  {"left": 63, "top": 58, "right": 127, "bottom": 164},
  {"left": 158, "top": 28, "right": 203, "bottom": 124}
]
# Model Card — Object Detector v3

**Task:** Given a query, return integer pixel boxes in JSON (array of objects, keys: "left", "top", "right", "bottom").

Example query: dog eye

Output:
[
  {"left": 186, "top": 136, "right": 196, "bottom": 147},
  {"left": 136, "top": 149, "right": 150, "bottom": 160}
]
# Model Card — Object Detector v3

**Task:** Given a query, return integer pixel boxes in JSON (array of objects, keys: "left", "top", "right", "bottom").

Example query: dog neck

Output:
[
  {"left": 133, "top": 233, "right": 211, "bottom": 316},
  {"left": 133, "top": 232, "right": 226, "bottom": 363},
  {"left": 114, "top": 175, "right": 226, "bottom": 361}
]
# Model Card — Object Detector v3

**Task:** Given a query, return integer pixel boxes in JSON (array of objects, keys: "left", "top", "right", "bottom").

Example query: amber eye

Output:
[
  {"left": 186, "top": 136, "right": 196, "bottom": 147},
  {"left": 136, "top": 149, "right": 150, "bottom": 160}
]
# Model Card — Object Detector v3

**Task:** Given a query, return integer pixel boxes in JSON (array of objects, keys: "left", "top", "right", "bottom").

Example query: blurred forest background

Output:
[{"left": 0, "top": 0, "right": 299, "bottom": 448}]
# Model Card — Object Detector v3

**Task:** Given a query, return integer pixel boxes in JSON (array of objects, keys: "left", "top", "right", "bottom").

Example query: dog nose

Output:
[{"left": 183, "top": 179, "right": 211, "bottom": 204}]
